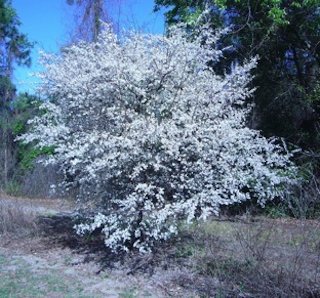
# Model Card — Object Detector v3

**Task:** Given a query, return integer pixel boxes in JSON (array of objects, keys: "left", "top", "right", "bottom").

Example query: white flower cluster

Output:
[{"left": 20, "top": 25, "right": 297, "bottom": 252}]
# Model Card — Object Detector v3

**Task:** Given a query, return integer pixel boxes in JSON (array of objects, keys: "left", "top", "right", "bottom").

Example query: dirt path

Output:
[
  {"left": 0, "top": 193, "right": 74, "bottom": 215},
  {"left": 0, "top": 194, "right": 185, "bottom": 298},
  {"left": 5, "top": 194, "right": 319, "bottom": 297},
  {"left": 0, "top": 237, "right": 169, "bottom": 298}
]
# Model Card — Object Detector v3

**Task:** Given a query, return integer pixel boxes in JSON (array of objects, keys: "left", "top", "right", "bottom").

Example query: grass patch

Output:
[
  {"left": 0, "top": 254, "right": 88, "bottom": 298},
  {"left": 159, "top": 218, "right": 320, "bottom": 297}
]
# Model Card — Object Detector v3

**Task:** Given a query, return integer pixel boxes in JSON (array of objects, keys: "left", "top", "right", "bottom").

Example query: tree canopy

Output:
[
  {"left": 155, "top": 0, "right": 320, "bottom": 150},
  {"left": 0, "top": 0, "right": 32, "bottom": 187},
  {"left": 0, "top": 0, "right": 32, "bottom": 75}
]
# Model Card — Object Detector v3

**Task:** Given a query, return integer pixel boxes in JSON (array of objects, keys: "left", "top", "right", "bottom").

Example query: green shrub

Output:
[
  {"left": 4, "top": 180, "right": 21, "bottom": 196},
  {"left": 18, "top": 145, "right": 54, "bottom": 171}
]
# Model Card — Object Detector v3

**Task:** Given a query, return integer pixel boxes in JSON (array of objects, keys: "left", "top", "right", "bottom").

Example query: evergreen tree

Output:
[{"left": 0, "top": 0, "right": 32, "bottom": 187}]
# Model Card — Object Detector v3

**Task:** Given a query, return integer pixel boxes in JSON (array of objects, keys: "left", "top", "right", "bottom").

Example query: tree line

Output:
[{"left": 155, "top": 0, "right": 320, "bottom": 151}]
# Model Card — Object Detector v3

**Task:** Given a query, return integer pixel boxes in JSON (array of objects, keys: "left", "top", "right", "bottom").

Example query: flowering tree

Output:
[{"left": 20, "top": 25, "right": 297, "bottom": 252}]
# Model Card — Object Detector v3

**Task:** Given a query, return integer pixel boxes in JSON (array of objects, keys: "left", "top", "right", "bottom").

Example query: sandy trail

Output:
[{"left": 0, "top": 194, "right": 182, "bottom": 298}]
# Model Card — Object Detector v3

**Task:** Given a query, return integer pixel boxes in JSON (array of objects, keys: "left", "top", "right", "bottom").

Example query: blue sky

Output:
[{"left": 12, "top": 0, "right": 166, "bottom": 94}]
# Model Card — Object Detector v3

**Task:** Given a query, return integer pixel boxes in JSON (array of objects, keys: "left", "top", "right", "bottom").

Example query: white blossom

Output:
[{"left": 20, "top": 25, "right": 298, "bottom": 253}]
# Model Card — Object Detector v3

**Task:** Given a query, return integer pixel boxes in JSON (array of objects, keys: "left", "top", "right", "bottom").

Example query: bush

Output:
[
  {"left": 286, "top": 177, "right": 320, "bottom": 219},
  {"left": 20, "top": 24, "right": 298, "bottom": 252}
]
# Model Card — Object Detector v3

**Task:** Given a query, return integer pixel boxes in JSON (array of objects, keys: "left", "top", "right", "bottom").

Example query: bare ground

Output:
[
  {"left": 1, "top": 193, "right": 320, "bottom": 297},
  {"left": 0, "top": 194, "right": 189, "bottom": 298},
  {"left": 0, "top": 237, "right": 169, "bottom": 297}
]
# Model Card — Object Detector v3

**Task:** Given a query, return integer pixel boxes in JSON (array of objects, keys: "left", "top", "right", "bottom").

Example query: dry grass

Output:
[
  {"left": 2, "top": 191, "right": 318, "bottom": 297},
  {"left": 0, "top": 197, "right": 38, "bottom": 237},
  {"left": 143, "top": 218, "right": 320, "bottom": 297},
  {"left": 0, "top": 191, "right": 75, "bottom": 239},
  {"left": 48, "top": 215, "right": 320, "bottom": 297}
]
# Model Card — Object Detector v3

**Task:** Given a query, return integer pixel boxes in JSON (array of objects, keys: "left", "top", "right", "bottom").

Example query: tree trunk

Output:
[
  {"left": 93, "top": 0, "right": 103, "bottom": 41},
  {"left": 2, "top": 51, "right": 13, "bottom": 188}
]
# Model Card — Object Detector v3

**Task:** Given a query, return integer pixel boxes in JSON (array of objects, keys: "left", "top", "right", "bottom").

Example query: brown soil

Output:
[{"left": 0, "top": 194, "right": 189, "bottom": 298}]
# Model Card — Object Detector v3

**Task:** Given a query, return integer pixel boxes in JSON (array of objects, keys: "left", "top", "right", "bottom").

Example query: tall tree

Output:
[
  {"left": 0, "top": 0, "right": 32, "bottom": 187},
  {"left": 0, "top": 0, "right": 32, "bottom": 101}
]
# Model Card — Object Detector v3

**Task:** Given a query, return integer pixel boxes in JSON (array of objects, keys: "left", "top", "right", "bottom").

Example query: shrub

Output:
[{"left": 20, "top": 25, "right": 298, "bottom": 252}]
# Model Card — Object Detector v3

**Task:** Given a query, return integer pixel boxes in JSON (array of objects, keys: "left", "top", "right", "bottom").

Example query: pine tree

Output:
[{"left": 0, "top": 0, "right": 32, "bottom": 187}]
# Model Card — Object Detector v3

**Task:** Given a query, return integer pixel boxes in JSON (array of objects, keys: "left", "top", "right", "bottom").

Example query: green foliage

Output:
[
  {"left": 10, "top": 93, "right": 40, "bottom": 133},
  {"left": 155, "top": 0, "right": 296, "bottom": 25},
  {"left": 0, "top": 0, "right": 33, "bottom": 71},
  {"left": 0, "top": 76, "right": 15, "bottom": 106},
  {"left": 265, "top": 204, "right": 289, "bottom": 218},
  {"left": 4, "top": 180, "right": 21, "bottom": 196},
  {"left": 1, "top": 92, "right": 52, "bottom": 189},
  {"left": 212, "top": 0, "right": 288, "bottom": 24},
  {"left": 0, "top": 0, "right": 33, "bottom": 188},
  {"left": 18, "top": 145, "right": 54, "bottom": 171},
  {"left": 10, "top": 93, "right": 54, "bottom": 171}
]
